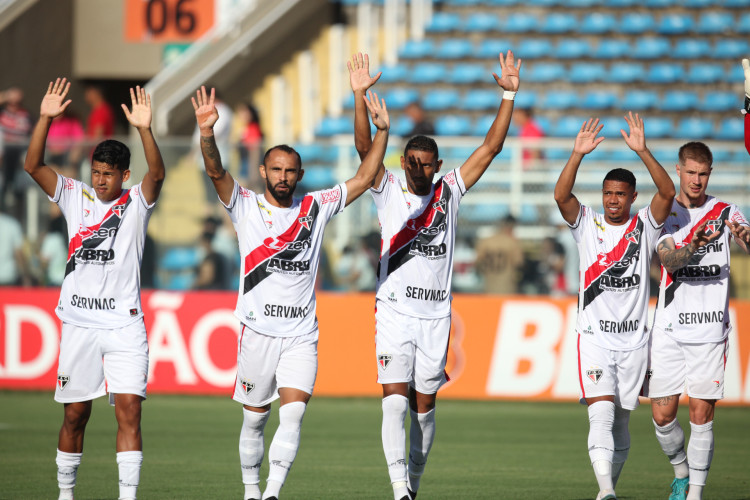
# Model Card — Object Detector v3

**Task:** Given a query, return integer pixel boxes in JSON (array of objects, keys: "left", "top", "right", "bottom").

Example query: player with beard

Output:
[
  {"left": 554, "top": 114, "right": 675, "bottom": 500},
  {"left": 24, "top": 79, "right": 166, "bottom": 500},
  {"left": 348, "top": 51, "right": 520, "bottom": 500},
  {"left": 192, "top": 86, "right": 390, "bottom": 500}
]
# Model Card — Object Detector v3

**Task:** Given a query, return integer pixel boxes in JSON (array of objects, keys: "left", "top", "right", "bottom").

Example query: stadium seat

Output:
[
  {"left": 621, "top": 89, "right": 659, "bottom": 110},
  {"left": 294, "top": 143, "right": 327, "bottom": 162},
  {"left": 517, "top": 38, "right": 554, "bottom": 59},
  {"left": 422, "top": 89, "right": 461, "bottom": 111},
  {"left": 685, "top": 63, "right": 724, "bottom": 84},
  {"left": 644, "top": 0, "right": 675, "bottom": 6},
  {"left": 377, "top": 63, "right": 409, "bottom": 84},
  {"left": 435, "top": 115, "right": 472, "bottom": 136},
  {"left": 724, "top": 0, "right": 750, "bottom": 7},
  {"left": 657, "top": 13, "right": 694, "bottom": 35},
  {"left": 514, "top": 90, "right": 538, "bottom": 109},
  {"left": 659, "top": 90, "right": 699, "bottom": 112},
  {"left": 160, "top": 247, "right": 200, "bottom": 271},
  {"left": 698, "top": 91, "right": 739, "bottom": 112},
  {"left": 525, "top": 63, "right": 566, "bottom": 82},
  {"left": 475, "top": 39, "right": 514, "bottom": 58},
  {"left": 633, "top": 38, "right": 671, "bottom": 59},
  {"left": 518, "top": 203, "right": 539, "bottom": 224},
  {"left": 710, "top": 149, "right": 732, "bottom": 163},
  {"left": 463, "top": 13, "right": 502, "bottom": 32},
  {"left": 609, "top": 149, "right": 638, "bottom": 162},
  {"left": 594, "top": 39, "right": 631, "bottom": 59},
  {"left": 163, "top": 274, "right": 194, "bottom": 291},
  {"left": 435, "top": 38, "right": 474, "bottom": 59},
  {"left": 728, "top": 63, "right": 745, "bottom": 82},
  {"left": 462, "top": 89, "right": 501, "bottom": 110},
  {"left": 569, "top": 62, "right": 607, "bottom": 83},
  {"left": 567, "top": 0, "right": 603, "bottom": 7},
  {"left": 697, "top": 11, "right": 734, "bottom": 34},
  {"left": 712, "top": 39, "right": 750, "bottom": 59},
  {"left": 383, "top": 88, "right": 420, "bottom": 109},
  {"left": 315, "top": 116, "right": 350, "bottom": 136},
  {"left": 682, "top": 0, "right": 714, "bottom": 5},
  {"left": 534, "top": 116, "right": 552, "bottom": 135},
  {"left": 525, "top": 0, "right": 557, "bottom": 6},
  {"left": 447, "top": 63, "right": 488, "bottom": 84},
  {"left": 399, "top": 39, "right": 435, "bottom": 59},
  {"left": 643, "top": 117, "right": 674, "bottom": 138},
  {"left": 619, "top": 13, "right": 655, "bottom": 34},
  {"left": 651, "top": 148, "right": 676, "bottom": 164},
  {"left": 442, "top": 0, "right": 481, "bottom": 5},
  {"left": 552, "top": 116, "right": 589, "bottom": 137},
  {"left": 581, "top": 91, "right": 618, "bottom": 110},
  {"left": 426, "top": 12, "right": 462, "bottom": 33},
  {"left": 407, "top": 62, "right": 446, "bottom": 84},
  {"left": 737, "top": 12, "right": 750, "bottom": 33},
  {"left": 501, "top": 12, "right": 538, "bottom": 32},
  {"left": 605, "top": 0, "right": 638, "bottom": 6},
  {"left": 607, "top": 62, "right": 646, "bottom": 83},
  {"left": 539, "top": 13, "right": 577, "bottom": 33},
  {"left": 600, "top": 117, "right": 627, "bottom": 137},
  {"left": 391, "top": 116, "right": 416, "bottom": 137},
  {"left": 646, "top": 63, "right": 685, "bottom": 83},
  {"left": 541, "top": 90, "right": 579, "bottom": 110},
  {"left": 545, "top": 148, "right": 571, "bottom": 160},
  {"left": 472, "top": 115, "right": 496, "bottom": 136},
  {"left": 581, "top": 13, "right": 617, "bottom": 33},
  {"left": 714, "top": 118, "right": 744, "bottom": 140},
  {"left": 555, "top": 38, "right": 590, "bottom": 59},
  {"left": 486, "top": 0, "right": 520, "bottom": 4},
  {"left": 675, "top": 117, "right": 714, "bottom": 139},
  {"left": 301, "top": 166, "right": 336, "bottom": 190},
  {"left": 673, "top": 39, "right": 711, "bottom": 59}
]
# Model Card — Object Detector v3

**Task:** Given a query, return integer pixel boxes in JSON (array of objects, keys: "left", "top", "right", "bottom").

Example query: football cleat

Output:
[
  {"left": 408, "top": 488, "right": 417, "bottom": 499},
  {"left": 669, "top": 477, "right": 689, "bottom": 500}
]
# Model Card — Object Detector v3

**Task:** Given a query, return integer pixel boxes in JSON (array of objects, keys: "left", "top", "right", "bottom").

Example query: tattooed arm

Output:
[
  {"left": 657, "top": 220, "right": 722, "bottom": 273},
  {"left": 192, "top": 86, "right": 235, "bottom": 205}
]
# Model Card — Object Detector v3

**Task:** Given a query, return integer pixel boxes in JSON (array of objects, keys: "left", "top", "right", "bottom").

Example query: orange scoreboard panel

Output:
[{"left": 125, "top": 0, "right": 215, "bottom": 42}]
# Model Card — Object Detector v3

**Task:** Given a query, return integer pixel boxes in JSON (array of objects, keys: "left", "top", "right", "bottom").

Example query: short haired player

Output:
[
  {"left": 644, "top": 144, "right": 749, "bottom": 500},
  {"left": 348, "top": 51, "right": 520, "bottom": 500},
  {"left": 554, "top": 114, "right": 675, "bottom": 500},
  {"left": 24, "top": 79, "right": 166, "bottom": 500},
  {"left": 192, "top": 86, "right": 389, "bottom": 500}
]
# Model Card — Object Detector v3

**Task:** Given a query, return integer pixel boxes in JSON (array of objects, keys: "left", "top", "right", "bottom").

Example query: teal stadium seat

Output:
[
  {"left": 462, "top": 89, "right": 502, "bottom": 110},
  {"left": 161, "top": 247, "right": 200, "bottom": 271},
  {"left": 476, "top": 39, "right": 514, "bottom": 58},
  {"left": 581, "top": 91, "right": 618, "bottom": 110},
  {"left": 517, "top": 38, "right": 553, "bottom": 59},
  {"left": 555, "top": 38, "right": 590, "bottom": 59},
  {"left": 658, "top": 90, "right": 699, "bottom": 112},
  {"left": 644, "top": 0, "right": 676, "bottom": 7},
  {"left": 541, "top": 91, "right": 579, "bottom": 110},
  {"left": 426, "top": 12, "right": 462, "bottom": 33},
  {"left": 673, "top": 39, "right": 711, "bottom": 59},
  {"left": 728, "top": 64, "right": 745, "bottom": 82},
  {"left": 391, "top": 116, "right": 416, "bottom": 137},
  {"left": 724, "top": 0, "right": 750, "bottom": 7},
  {"left": 642, "top": 118, "right": 673, "bottom": 138},
  {"left": 567, "top": 0, "right": 603, "bottom": 7},
  {"left": 698, "top": 91, "right": 739, "bottom": 112},
  {"left": 514, "top": 90, "right": 538, "bottom": 109},
  {"left": 595, "top": 39, "right": 631, "bottom": 59},
  {"left": 581, "top": 13, "right": 617, "bottom": 33},
  {"left": 435, "top": 39, "right": 474, "bottom": 59},
  {"left": 675, "top": 117, "right": 714, "bottom": 139},
  {"left": 605, "top": 0, "right": 638, "bottom": 6},
  {"left": 377, "top": 64, "right": 409, "bottom": 84},
  {"left": 569, "top": 62, "right": 607, "bottom": 83},
  {"left": 737, "top": 12, "right": 750, "bottom": 33},
  {"left": 619, "top": 13, "right": 655, "bottom": 34},
  {"left": 686, "top": 63, "right": 724, "bottom": 83},
  {"left": 552, "top": 116, "right": 589, "bottom": 137},
  {"left": 539, "top": 13, "right": 577, "bottom": 33},
  {"left": 448, "top": 63, "right": 488, "bottom": 84},
  {"left": 633, "top": 38, "right": 671, "bottom": 59},
  {"left": 463, "top": 13, "right": 502, "bottom": 32},
  {"left": 712, "top": 39, "right": 750, "bottom": 59},
  {"left": 607, "top": 62, "right": 645, "bottom": 82},
  {"left": 501, "top": 12, "right": 538, "bottom": 33},
  {"left": 714, "top": 119, "right": 744, "bottom": 140},
  {"left": 646, "top": 63, "right": 685, "bottom": 83},
  {"left": 399, "top": 39, "right": 435, "bottom": 59},
  {"left": 300, "top": 167, "right": 336, "bottom": 190},
  {"left": 316, "top": 116, "right": 350, "bottom": 136},
  {"left": 435, "top": 115, "right": 472, "bottom": 135},
  {"left": 657, "top": 13, "right": 694, "bottom": 35},
  {"left": 422, "top": 89, "right": 461, "bottom": 111},
  {"left": 681, "top": 0, "right": 714, "bottom": 6},
  {"left": 697, "top": 12, "right": 734, "bottom": 33},
  {"left": 525, "top": 63, "right": 566, "bottom": 82},
  {"left": 384, "top": 88, "right": 419, "bottom": 110},
  {"left": 621, "top": 90, "right": 659, "bottom": 110},
  {"left": 408, "top": 62, "right": 446, "bottom": 84}
]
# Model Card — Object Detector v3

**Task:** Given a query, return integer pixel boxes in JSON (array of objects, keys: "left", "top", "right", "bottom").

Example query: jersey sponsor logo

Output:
[
  {"left": 445, "top": 171, "right": 456, "bottom": 185},
  {"left": 321, "top": 189, "right": 341, "bottom": 204},
  {"left": 419, "top": 222, "right": 447, "bottom": 235},
  {"left": 409, "top": 241, "right": 447, "bottom": 259},
  {"left": 387, "top": 292, "right": 397, "bottom": 303},
  {"left": 673, "top": 264, "right": 721, "bottom": 279},
  {"left": 264, "top": 304, "right": 309, "bottom": 318},
  {"left": 678, "top": 310, "right": 724, "bottom": 325},
  {"left": 83, "top": 209, "right": 90, "bottom": 217},
  {"left": 130, "top": 308, "right": 138, "bottom": 317},
  {"left": 240, "top": 378, "right": 255, "bottom": 394},
  {"left": 298, "top": 215, "right": 313, "bottom": 230},
  {"left": 586, "top": 368, "right": 603, "bottom": 384},
  {"left": 240, "top": 186, "right": 254, "bottom": 197},
  {"left": 263, "top": 236, "right": 311, "bottom": 251},
  {"left": 71, "top": 294, "right": 116, "bottom": 310},
  {"left": 378, "top": 354, "right": 392, "bottom": 370},
  {"left": 405, "top": 286, "right": 448, "bottom": 301},
  {"left": 57, "top": 374, "right": 70, "bottom": 390},
  {"left": 266, "top": 258, "right": 311, "bottom": 274},
  {"left": 78, "top": 225, "right": 118, "bottom": 239},
  {"left": 599, "top": 274, "right": 641, "bottom": 291},
  {"left": 74, "top": 247, "right": 116, "bottom": 263},
  {"left": 693, "top": 240, "right": 724, "bottom": 256},
  {"left": 64, "top": 178, "right": 75, "bottom": 190},
  {"left": 599, "top": 319, "right": 639, "bottom": 333}
]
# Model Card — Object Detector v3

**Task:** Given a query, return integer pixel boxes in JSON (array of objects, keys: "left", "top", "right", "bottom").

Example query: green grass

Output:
[{"left": 1, "top": 391, "right": 749, "bottom": 499}]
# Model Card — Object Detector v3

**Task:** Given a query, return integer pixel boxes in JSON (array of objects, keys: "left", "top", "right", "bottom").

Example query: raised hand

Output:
[
  {"left": 573, "top": 118, "right": 604, "bottom": 155},
  {"left": 743, "top": 59, "right": 750, "bottom": 97},
  {"left": 621, "top": 111, "right": 646, "bottom": 153},
  {"left": 492, "top": 50, "right": 521, "bottom": 92},
  {"left": 363, "top": 90, "right": 389, "bottom": 131},
  {"left": 348, "top": 52, "right": 381, "bottom": 93},
  {"left": 690, "top": 220, "right": 723, "bottom": 250},
  {"left": 121, "top": 86, "right": 152, "bottom": 129},
  {"left": 191, "top": 86, "right": 219, "bottom": 132},
  {"left": 40, "top": 78, "right": 72, "bottom": 119},
  {"left": 728, "top": 220, "right": 750, "bottom": 246}
]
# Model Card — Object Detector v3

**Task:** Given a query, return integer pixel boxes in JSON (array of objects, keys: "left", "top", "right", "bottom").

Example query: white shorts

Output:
[
  {"left": 55, "top": 320, "right": 149, "bottom": 404},
  {"left": 577, "top": 335, "right": 647, "bottom": 410},
  {"left": 375, "top": 303, "right": 451, "bottom": 395},
  {"left": 644, "top": 328, "right": 728, "bottom": 400},
  {"left": 233, "top": 324, "right": 318, "bottom": 407}
]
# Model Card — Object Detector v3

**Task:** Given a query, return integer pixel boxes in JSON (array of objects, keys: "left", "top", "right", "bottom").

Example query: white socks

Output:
[
  {"left": 687, "top": 421, "right": 714, "bottom": 500},
  {"left": 240, "top": 408, "right": 270, "bottom": 499},
  {"left": 116, "top": 450, "right": 142, "bottom": 500},
  {"left": 654, "top": 418, "right": 689, "bottom": 478},
  {"left": 588, "top": 401, "right": 615, "bottom": 495},
  {"left": 264, "top": 401, "right": 306, "bottom": 499},
  {"left": 56, "top": 449, "right": 81, "bottom": 500},
  {"left": 382, "top": 395, "right": 408, "bottom": 496},
  {"left": 408, "top": 408, "right": 435, "bottom": 495}
]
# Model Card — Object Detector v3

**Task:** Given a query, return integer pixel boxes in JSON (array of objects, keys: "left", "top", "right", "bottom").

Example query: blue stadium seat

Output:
[
  {"left": 442, "top": 0, "right": 481, "bottom": 5},
  {"left": 399, "top": 39, "right": 435, "bottom": 59},
  {"left": 534, "top": 116, "right": 552, "bottom": 135},
  {"left": 501, "top": 12, "right": 538, "bottom": 32},
  {"left": 462, "top": 89, "right": 501, "bottom": 110},
  {"left": 581, "top": 91, "right": 618, "bottom": 110},
  {"left": 646, "top": 63, "right": 685, "bottom": 83},
  {"left": 567, "top": 0, "right": 603, "bottom": 6},
  {"left": 383, "top": 88, "right": 420, "bottom": 109},
  {"left": 673, "top": 39, "right": 711, "bottom": 59},
  {"left": 518, "top": 204, "right": 539, "bottom": 224},
  {"left": 714, "top": 118, "right": 744, "bottom": 140},
  {"left": 447, "top": 63, "right": 488, "bottom": 84},
  {"left": 682, "top": 0, "right": 714, "bottom": 5},
  {"left": 514, "top": 90, "right": 538, "bottom": 109},
  {"left": 294, "top": 143, "right": 327, "bottom": 162},
  {"left": 472, "top": 115, "right": 496, "bottom": 136},
  {"left": 426, "top": 12, "right": 462, "bottom": 33},
  {"left": 517, "top": 38, "right": 554, "bottom": 59},
  {"left": 552, "top": 116, "right": 589, "bottom": 137},
  {"left": 342, "top": 93, "right": 355, "bottom": 110},
  {"left": 644, "top": 0, "right": 675, "bottom": 6},
  {"left": 435, "top": 115, "right": 472, "bottom": 136},
  {"left": 698, "top": 91, "right": 739, "bottom": 112},
  {"left": 609, "top": 149, "right": 638, "bottom": 162},
  {"left": 697, "top": 11, "right": 734, "bottom": 34},
  {"left": 161, "top": 247, "right": 200, "bottom": 271},
  {"left": 435, "top": 38, "right": 474, "bottom": 59},
  {"left": 621, "top": 90, "right": 659, "bottom": 110},
  {"left": 539, "top": 13, "right": 577, "bottom": 33},
  {"left": 657, "top": 13, "right": 694, "bottom": 35},
  {"left": 315, "top": 116, "right": 350, "bottom": 136},
  {"left": 737, "top": 12, "right": 750, "bottom": 33},
  {"left": 407, "top": 62, "right": 446, "bottom": 84},
  {"left": 728, "top": 63, "right": 745, "bottom": 82},
  {"left": 555, "top": 38, "right": 590, "bottom": 59},
  {"left": 581, "top": 13, "right": 617, "bottom": 33},
  {"left": 163, "top": 274, "right": 194, "bottom": 291},
  {"left": 525, "top": 0, "right": 557, "bottom": 6},
  {"left": 541, "top": 90, "right": 579, "bottom": 110},
  {"left": 524, "top": 63, "right": 566, "bottom": 82},
  {"left": 651, "top": 148, "right": 676, "bottom": 164},
  {"left": 391, "top": 116, "right": 416, "bottom": 137},
  {"left": 633, "top": 38, "right": 671, "bottom": 59},
  {"left": 675, "top": 117, "right": 714, "bottom": 139},
  {"left": 463, "top": 13, "right": 502, "bottom": 32},
  {"left": 545, "top": 148, "right": 571, "bottom": 160},
  {"left": 710, "top": 149, "right": 732, "bottom": 163},
  {"left": 605, "top": 0, "right": 638, "bottom": 6},
  {"left": 619, "top": 13, "right": 655, "bottom": 34},
  {"left": 712, "top": 39, "right": 750, "bottom": 58},
  {"left": 600, "top": 116, "right": 627, "bottom": 137},
  {"left": 607, "top": 62, "right": 645, "bottom": 83},
  {"left": 658, "top": 90, "right": 699, "bottom": 112},
  {"left": 475, "top": 39, "right": 514, "bottom": 58},
  {"left": 594, "top": 39, "right": 631, "bottom": 59},
  {"left": 686, "top": 64, "right": 724, "bottom": 84},
  {"left": 643, "top": 117, "right": 674, "bottom": 138},
  {"left": 422, "top": 89, "right": 461, "bottom": 111},
  {"left": 486, "top": 0, "right": 520, "bottom": 4},
  {"left": 724, "top": 0, "right": 750, "bottom": 7},
  {"left": 569, "top": 62, "right": 607, "bottom": 83},
  {"left": 377, "top": 64, "right": 409, "bottom": 84},
  {"left": 301, "top": 167, "right": 336, "bottom": 190}
]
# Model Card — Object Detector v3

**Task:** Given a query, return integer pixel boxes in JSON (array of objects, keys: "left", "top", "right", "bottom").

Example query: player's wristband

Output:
[{"left": 503, "top": 90, "right": 517, "bottom": 101}]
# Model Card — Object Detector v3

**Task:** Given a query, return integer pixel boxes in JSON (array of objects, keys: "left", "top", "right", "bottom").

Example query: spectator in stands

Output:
[
  {"left": 0, "top": 209, "right": 27, "bottom": 286},
  {"left": 537, "top": 236, "right": 567, "bottom": 296},
  {"left": 193, "top": 230, "right": 227, "bottom": 290},
  {"left": 47, "top": 107, "right": 85, "bottom": 172},
  {"left": 0, "top": 86, "right": 33, "bottom": 212},
  {"left": 405, "top": 101, "right": 435, "bottom": 136},
  {"left": 335, "top": 240, "right": 376, "bottom": 291},
  {"left": 38, "top": 203, "right": 68, "bottom": 286},
  {"left": 475, "top": 215, "right": 524, "bottom": 294},
  {"left": 84, "top": 83, "right": 115, "bottom": 139},
  {"left": 513, "top": 107, "right": 544, "bottom": 168},
  {"left": 233, "top": 101, "right": 263, "bottom": 190}
]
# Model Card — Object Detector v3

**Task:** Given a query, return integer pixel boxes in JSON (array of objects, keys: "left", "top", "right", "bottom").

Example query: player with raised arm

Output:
[
  {"left": 348, "top": 51, "right": 520, "bottom": 500},
  {"left": 644, "top": 139, "right": 749, "bottom": 500},
  {"left": 192, "top": 86, "right": 389, "bottom": 500},
  {"left": 554, "top": 114, "right": 675, "bottom": 500},
  {"left": 24, "top": 79, "right": 166, "bottom": 500}
]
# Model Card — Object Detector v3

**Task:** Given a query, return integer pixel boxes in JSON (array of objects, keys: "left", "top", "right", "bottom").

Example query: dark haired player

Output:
[
  {"left": 24, "top": 79, "right": 166, "bottom": 500},
  {"left": 348, "top": 51, "right": 520, "bottom": 500},
  {"left": 554, "top": 113, "right": 675, "bottom": 500},
  {"left": 192, "top": 86, "right": 390, "bottom": 500}
]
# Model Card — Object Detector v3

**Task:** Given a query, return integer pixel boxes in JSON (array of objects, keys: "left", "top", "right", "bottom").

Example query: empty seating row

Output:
[{"left": 435, "top": 0, "right": 750, "bottom": 7}]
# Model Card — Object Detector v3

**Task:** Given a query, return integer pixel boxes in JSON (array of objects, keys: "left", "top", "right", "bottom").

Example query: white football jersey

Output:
[
  {"left": 654, "top": 197, "right": 749, "bottom": 343},
  {"left": 570, "top": 204, "right": 663, "bottom": 351},
  {"left": 224, "top": 180, "right": 346, "bottom": 337},
  {"left": 371, "top": 168, "right": 466, "bottom": 319},
  {"left": 51, "top": 174, "right": 154, "bottom": 328}
]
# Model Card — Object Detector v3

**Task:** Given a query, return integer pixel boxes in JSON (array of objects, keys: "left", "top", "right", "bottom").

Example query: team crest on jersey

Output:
[
  {"left": 586, "top": 368, "right": 603, "bottom": 384},
  {"left": 705, "top": 219, "right": 722, "bottom": 234},
  {"left": 57, "top": 374, "right": 70, "bottom": 390},
  {"left": 378, "top": 354, "right": 392, "bottom": 370},
  {"left": 625, "top": 228, "right": 640, "bottom": 244},
  {"left": 298, "top": 215, "right": 313, "bottom": 230},
  {"left": 432, "top": 199, "right": 446, "bottom": 214},
  {"left": 240, "top": 379, "right": 255, "bottom": 394},
  {"left": 112, "top": 204, "right": 126, "bottom": 217}
]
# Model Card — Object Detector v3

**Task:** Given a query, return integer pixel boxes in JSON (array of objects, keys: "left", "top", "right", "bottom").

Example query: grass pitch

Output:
[{"left": 1, "top": 391, "right": 749, "bottom": 499}]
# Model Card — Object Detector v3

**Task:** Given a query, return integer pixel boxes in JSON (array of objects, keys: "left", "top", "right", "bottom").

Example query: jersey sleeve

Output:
[
  {"left": 640, "top": 206, "right": 663, "bottom": 250},
  {"left": 49, "top": 174, "right": 80, "bottom": 218},
  {"left": 222, "top": 180, "right": 255, "bottom": 224},
  {"left": 369, "top": 170, "right": 394, "bottom": 210},
  {"left": 131, "top": 182, "right": 156, "bottom": 211},
  {"left": 312, "top": 183, "right": 348, "bottom": 221},
  {"left": 729, "top": 204, "right": 749, "bottom": 228},
  {"left": 568, "top": 204, "right": 587, "bottom": 243},
  {"left": 443, "top": 168, "right": 467, "bottom": 209}
]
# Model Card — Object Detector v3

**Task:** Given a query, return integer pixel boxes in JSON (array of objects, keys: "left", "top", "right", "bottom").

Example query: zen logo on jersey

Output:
[
  {"left": 57, "top": 374, "right": 70, "bottom": 390},
  {"left": 432, "top": 198, "right": 447, "bottom": 214},
  {"left": 79, "top": 226, "right": 118, "bottom": 239},
  {"left": 240, "top": 379, "right": 255, "bottom": 394},
  {"left": 625, "top": 228, "right": 640, "bottom": 244},
  {"left": 298, "top": 215, "right": 313, "bottom": 230},
  {"left": 112, "top": 204, "right": 126, "bottom": 217},
  {"left": 419, "top": 222, "right": 447, "bottom": 235},
  {"left": 263, "top": 237, "right": 311, "bottom": 251},
  {"left": 321, "top": 189, "right": 341, "bottom": 204},
  {"left": 705, "top": 219, "right": 722, "bottom": 234},
  {"left": 586, "top": 368, "right": 603, "bottom": 384},
  {"left": 378, "top": 354, "right": 392, "bottom": 370}
]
